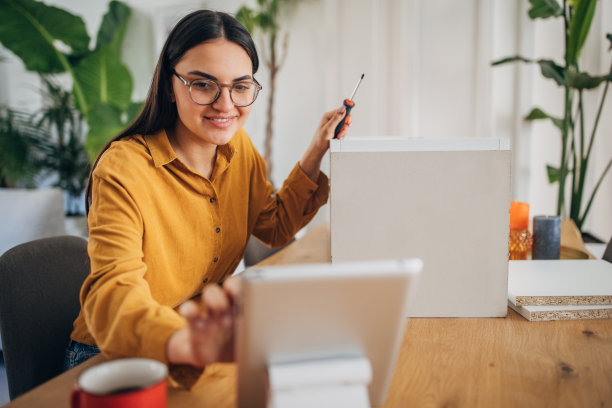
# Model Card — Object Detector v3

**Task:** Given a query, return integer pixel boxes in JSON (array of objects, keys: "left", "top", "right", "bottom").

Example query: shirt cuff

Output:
[{"left": 287, "top": 162, "right": 330, "bottom": 206}]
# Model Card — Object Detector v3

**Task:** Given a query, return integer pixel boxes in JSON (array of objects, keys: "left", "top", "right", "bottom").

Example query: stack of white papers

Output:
[{"left": 507, "top": 260, "right": 612, "bottom": 321}]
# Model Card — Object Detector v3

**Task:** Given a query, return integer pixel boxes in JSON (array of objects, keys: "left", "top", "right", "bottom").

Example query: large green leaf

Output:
[
  {"left": 96, "top": 0, "right": 131, "bottom": 56},
  {"left": 565, "top": 69, "right": 612, "bottom": 89},
  {"left": 525, "top": 107, "right": 564, "bottom": 130},
  {"left": 74, "top": 47, "right": 133, "bottom": 114},
  {"left": 126, "top": 101, "right": 144, "bottom": 125},
  {"left": 567, "top": 0, "right": 597, "bottom": 66},
  {"left": 85, "top": 102, "right": 125, "bottom": 161},
  {"left": 528, "top": 0, "right": 563, "bottom": 19},
  {"left": 0, "top": 0, "right": 89, "bottom": 73}
]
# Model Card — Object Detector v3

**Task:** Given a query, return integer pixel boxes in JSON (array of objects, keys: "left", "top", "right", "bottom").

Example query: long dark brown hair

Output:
[{"left": 85, "top": 10, "right": 259, "bottom": 213}]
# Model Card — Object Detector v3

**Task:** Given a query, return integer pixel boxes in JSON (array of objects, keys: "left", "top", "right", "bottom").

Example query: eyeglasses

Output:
[{"left": 173, "top": 71, "right": 262, "bottom": 107}]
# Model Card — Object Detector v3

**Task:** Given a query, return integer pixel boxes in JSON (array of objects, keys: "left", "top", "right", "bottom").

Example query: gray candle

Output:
[{"left": 532, "top": 215, "right": 561, "bottom": 259}]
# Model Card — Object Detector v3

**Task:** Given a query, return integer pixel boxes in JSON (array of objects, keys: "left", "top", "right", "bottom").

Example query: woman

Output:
[{"left": 64, "top": 10, "right": 349, "bottom": 387}]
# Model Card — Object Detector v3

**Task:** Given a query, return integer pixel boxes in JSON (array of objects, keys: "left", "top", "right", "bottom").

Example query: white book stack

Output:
[{"left": 507, "top": 260, "right": 612, "bottom": 321}]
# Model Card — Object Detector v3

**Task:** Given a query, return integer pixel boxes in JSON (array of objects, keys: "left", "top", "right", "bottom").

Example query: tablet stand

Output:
[{"left": 267, "top": 356, "right": 372, "bottom": 408}]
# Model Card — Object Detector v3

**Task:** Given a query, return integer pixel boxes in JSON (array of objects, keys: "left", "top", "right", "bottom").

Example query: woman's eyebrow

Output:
[{"left": 187, "top": 70, "right": 253, "bottom": 82}]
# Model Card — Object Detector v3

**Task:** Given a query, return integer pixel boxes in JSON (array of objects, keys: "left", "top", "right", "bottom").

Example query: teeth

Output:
[{"left": 211, "top": 118, "right": 230, "bottom": 122}]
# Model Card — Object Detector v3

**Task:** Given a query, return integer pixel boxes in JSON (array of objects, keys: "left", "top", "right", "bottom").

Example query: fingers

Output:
[
  {"left": 179, "top": 300, "right": 210, "bottom": 332},
  {"left": 326, "top": 106, "right": 350, "bottom": 140},
  {"left": 179, "top": 283, "right": 234, "bottom": 332},
  {"left": 222, "top": 275, "right": 241, "bottom": 300},
  {"left": 202, "top": 284, "right": 230, "bottom": 314},
  {"left": 177, "top": 284, "right": 236, "bottom": 366},
  {"left": 337, "top": 114, "right": 352, "bottom": 140}
]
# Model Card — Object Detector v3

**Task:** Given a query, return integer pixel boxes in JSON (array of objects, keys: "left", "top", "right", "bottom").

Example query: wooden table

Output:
[{"left": 5, "top": 225, "right": 612, "bottom": 407}]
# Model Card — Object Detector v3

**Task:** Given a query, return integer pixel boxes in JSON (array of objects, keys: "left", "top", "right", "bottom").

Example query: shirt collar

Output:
[
  {"left": 146, "top": 129, "right": 237, "bottom": 168},
  {"left": 147, "top": 130, "right": 177, "bottom": 168}
]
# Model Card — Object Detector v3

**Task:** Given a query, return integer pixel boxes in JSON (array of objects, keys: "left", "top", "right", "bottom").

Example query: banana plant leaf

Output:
[
  {"left": 85, "top": 101, "right": 142, "bottom": 161},
  {"left": 74, "top": 47, "right": 133, "bottom": 113},
  {"left": 96, "top": 0, "right": 131, "bottom": 54},
  {"left": 74, "top": 1, "right": 132, "bottom": 114},
  {"left": 0, "top": 0, "right": 89, "bottom": 73}
]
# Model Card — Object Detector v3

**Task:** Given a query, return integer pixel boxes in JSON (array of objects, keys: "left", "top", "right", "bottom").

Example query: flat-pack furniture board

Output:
[{"left": 329, "top": 137, "right": 511, "bottom": 317}]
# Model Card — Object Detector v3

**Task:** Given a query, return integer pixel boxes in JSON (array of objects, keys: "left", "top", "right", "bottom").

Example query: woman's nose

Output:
[{"left": 212, "top": 87, "right": 234, "bottom": 111}]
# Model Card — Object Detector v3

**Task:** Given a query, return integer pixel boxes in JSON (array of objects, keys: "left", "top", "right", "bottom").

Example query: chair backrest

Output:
[{"left": 0, "top": 235, "right": 89, "bottom": 400}]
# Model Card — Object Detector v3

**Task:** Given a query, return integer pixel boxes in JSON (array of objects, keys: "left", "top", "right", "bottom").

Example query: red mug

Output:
[{"left": 71, "top": 358, "right": 167, "bottom": 408}]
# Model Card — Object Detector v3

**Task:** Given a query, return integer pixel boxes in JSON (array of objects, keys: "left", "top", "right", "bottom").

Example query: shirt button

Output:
[
  {"left": 209, "top": 197, "right": 216, "bottom": 203},
  {"left": 203, "top": 278, "right": 208, "bottom": 284},
  {"left": 213, "top": 257, "right": 219, "bottom": 263},
  {"left": 216, "top": 227, "right": 221, "bottom": 233}
]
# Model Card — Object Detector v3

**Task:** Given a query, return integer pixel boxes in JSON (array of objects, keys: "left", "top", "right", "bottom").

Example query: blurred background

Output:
[{"left": 1, "top": 0, "right": 611, "bottom": 241}]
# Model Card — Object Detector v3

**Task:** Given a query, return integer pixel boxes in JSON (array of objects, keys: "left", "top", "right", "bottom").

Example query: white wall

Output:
[{"left": 1, "top": 0, "right": 611, "bottom": 241}]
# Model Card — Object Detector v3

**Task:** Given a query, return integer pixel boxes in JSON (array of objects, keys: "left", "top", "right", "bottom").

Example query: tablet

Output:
[{"left": 236, "top": 259, "right": 423, "bottom": 408}]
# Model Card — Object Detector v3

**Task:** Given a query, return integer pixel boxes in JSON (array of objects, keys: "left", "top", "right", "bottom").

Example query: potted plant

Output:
[
  {"left": 0, "top": 0, "right": 142, "bottom": 216},
  {"left": 493, "top": 0, "right": 612, "bottom": 234}
]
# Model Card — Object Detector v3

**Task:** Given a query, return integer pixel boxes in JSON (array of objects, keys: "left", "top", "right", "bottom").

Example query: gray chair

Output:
[{"left": 0, "top": 235, "right": 89, "bottom": 400}]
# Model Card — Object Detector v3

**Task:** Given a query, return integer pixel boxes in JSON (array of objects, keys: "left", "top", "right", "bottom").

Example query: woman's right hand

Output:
[{"left": 167, "top": 276, "right": 240, "bottom": 367}]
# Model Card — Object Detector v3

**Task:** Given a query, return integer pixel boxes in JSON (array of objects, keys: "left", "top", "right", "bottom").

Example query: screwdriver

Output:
[{"left": 333, "top": 73, "right": 365, "bottom": 139}]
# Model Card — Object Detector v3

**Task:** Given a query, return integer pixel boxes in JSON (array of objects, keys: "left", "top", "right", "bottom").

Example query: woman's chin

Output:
[{"left": 205, "top": 127, "right": 238, "bottom": 146}]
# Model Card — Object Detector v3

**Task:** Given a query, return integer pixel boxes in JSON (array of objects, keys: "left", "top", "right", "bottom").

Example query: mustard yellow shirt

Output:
[{"left": 70, "top": 129, "right": 329, "bottom": 367}]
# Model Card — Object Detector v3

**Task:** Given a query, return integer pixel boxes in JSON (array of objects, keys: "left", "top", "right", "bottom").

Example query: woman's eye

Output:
[
  {"left": 193, "top": 81, "right": 213, "bottom": 90},
  {"left": 233, "top": 83, "right": 251, "bottom": 92}
]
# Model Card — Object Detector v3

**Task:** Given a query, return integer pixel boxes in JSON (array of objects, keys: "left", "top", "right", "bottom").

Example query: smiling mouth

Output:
[{"left": 205, "top": 116, "right": 236, "bottom": 128}]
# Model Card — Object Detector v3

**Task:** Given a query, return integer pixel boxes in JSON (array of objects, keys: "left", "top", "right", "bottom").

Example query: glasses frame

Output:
[{"left": 173, "top": 71, "right": 262, "bottom": 107}]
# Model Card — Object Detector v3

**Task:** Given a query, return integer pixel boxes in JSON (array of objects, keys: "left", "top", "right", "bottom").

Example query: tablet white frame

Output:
[{"left": 235, "top": 259, "right": 422, "bottom": 408}]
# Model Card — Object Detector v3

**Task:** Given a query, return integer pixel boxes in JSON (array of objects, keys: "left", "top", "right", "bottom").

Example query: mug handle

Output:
[{"left": 70, "top": 386, "right": 81, "bottom": 408}]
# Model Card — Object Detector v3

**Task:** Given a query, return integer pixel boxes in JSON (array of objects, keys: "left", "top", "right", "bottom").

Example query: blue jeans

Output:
[{"left": 63, "top": 340, "right": 101, "bottom": 371}]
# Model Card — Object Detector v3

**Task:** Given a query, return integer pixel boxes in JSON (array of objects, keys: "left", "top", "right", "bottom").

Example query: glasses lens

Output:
[
  {"left": 189, "top": 79, "right": 219, "bottom": 105},
  {"left": 231, "top": 82, "right": 259, "bottom": 107}
]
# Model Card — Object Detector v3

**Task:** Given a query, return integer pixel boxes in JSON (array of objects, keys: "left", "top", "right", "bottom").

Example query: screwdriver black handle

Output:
[{"left": 333, "top": 99, "right": 355, "bottom": 139}]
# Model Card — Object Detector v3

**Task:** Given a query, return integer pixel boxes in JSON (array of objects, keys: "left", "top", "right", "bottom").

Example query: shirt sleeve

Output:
[
  {"left": 251, "top": 159, "right": 330, "bottom": 248},
  {"left": 84, "top": 166, "right": 202, "bottom": 387}
]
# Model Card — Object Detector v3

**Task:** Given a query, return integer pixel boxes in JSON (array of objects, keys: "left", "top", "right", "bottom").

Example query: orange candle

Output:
[{"left": 510, "top": 201, "right": 529, "bottom": 230}]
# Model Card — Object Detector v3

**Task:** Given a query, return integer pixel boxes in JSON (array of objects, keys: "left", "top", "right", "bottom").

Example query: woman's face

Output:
[{"left": 172, "top": 38, "right": 254, "bottom": 147}]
